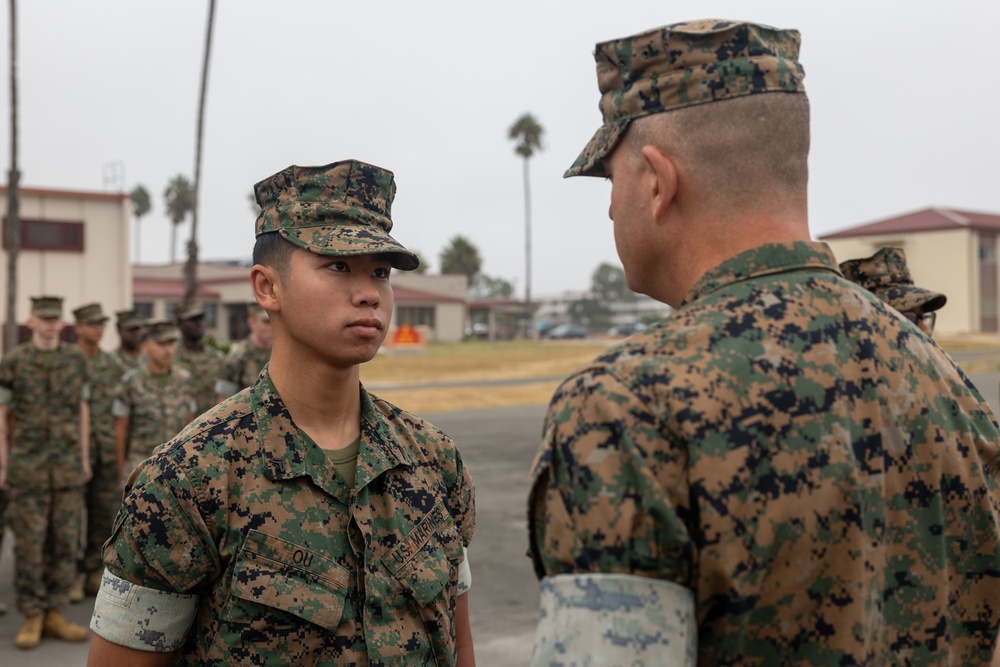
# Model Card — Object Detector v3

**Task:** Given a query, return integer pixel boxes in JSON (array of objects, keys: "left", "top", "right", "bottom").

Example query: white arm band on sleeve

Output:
[
  {"left": 457, "top": 546, "right": 472, "bottom": 595},
  {"left": 90, "top": 569, "right": 198, "bottom": 652},
  {"left": 531, "top": 572, "right": 697, "bottom": 667}
]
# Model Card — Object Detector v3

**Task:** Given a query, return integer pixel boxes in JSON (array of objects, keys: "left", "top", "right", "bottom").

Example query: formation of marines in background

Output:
[{"left": 0, "top": 296, "right": 269, "bottom": 649}]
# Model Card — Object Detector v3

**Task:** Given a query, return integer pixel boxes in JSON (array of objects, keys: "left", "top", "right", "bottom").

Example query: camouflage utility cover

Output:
[
  {"left": 113, "top": 365, "right": 194, "bottom": 475},
  {"left": 566, "top": 19, "right": 805, "bottom": 178},
  {"left": 255, "top": 160, "right": 419, "bottom": 271},
  {"left": 839, "top": 246, "right": 947, "bottom": 314},
  {"left": 96, "top": 370, "right": 474, "bottom": 664},
  {"left": 0, "top": 342, "right": 89, "bottom": 488},
  {"left": 73, "top": 302, "right": 109, "bottom": 325},
  {"left": 31, "top": 295, "right": 64, "bottom": 318},
  {"left": 528, "top": 241, "right": 1000, "bottom": 664},
  {"left": 115, "top": 309, "right": 145, "bottom": 330}
]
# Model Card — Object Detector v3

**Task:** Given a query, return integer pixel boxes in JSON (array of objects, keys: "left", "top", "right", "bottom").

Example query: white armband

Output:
[
  {"left": 214, "top": 378, "right": 237, "bottom": 398},
  {"left": 532, "top": 573, "right": 697, "bottom": 667},
  {"left": 90, "top": 569, "right": 197, "bottom": 652},
  {"left": 458, "top": 546, "right": 472, "bottom": 595}
]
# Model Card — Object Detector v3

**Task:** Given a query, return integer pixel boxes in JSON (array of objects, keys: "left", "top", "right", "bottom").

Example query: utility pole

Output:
[{"left": 5, "top": 0, "right": 21, "bottom": 352}]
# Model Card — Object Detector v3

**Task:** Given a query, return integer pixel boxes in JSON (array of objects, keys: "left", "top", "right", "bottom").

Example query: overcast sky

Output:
[{"left": 1, "top": 1, "right": 997, "bottom": 297}]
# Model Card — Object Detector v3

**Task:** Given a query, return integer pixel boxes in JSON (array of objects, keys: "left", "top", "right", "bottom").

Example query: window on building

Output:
[
  {"left": 165, "top": 302, "right": 177, "bottom": 321},
  {"left": 203, "top": 302, "right": 217, "bottom": 327},
  {"left": 980, "top": 236, "right": 997, "bottom": 264},
  {"left": 134, "top": 302, "right": 154, "bottom": 319},
  {"left": 2, "top": 218, "right": 85, "bottom": 252},
  {"left": 397, "top": 306, "right": 435, "bottom": 328}
]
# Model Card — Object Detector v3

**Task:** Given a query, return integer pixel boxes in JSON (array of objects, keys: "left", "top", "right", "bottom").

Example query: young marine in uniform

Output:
[
  {"left": 113, "top": 319, "right": 195, "bottom": 480},
  {"left": 89, "top": 160, "right": 476, "bottom": 666},
  {"left": 113, "top": 309, "right": 145, "bottom": 371},
  {"left": 173, "top": 299, "right": 224, "bottom": 416},
  {"left": 71, "top": 302, "right": 125, "bottom": 598},
  {"left": 0, "top": 296, "right": 91, "bottom": 649},
  {"left": 528, "top": 19, "right": 1000, "bottom": 666}
]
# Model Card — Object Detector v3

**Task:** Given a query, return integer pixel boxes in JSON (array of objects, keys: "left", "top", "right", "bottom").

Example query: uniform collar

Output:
[
  {"left": 682, "top": 240, "right": 841, "bottom": 306},
  {"left": 250, "top": 369, "right": 416, "bottom": 491}
]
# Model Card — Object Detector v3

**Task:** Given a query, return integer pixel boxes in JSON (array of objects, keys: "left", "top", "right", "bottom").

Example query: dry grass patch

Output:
[{"left": 362, "top": 340, "right": 612, "bottom": 386}]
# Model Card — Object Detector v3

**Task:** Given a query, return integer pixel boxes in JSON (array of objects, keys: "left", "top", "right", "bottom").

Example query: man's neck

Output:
[
  {"left": 78, "top": 339, "right": 100, "bottom": 356},
  {"left": 183, "top": 338, "right": 204, "bottom": 352},
  {"left": 147, "top": 361, "right": 170, "bottom": 376},
  {"left": 268, "top": 347, "right": 362, "bottom": 450},
  {"left": 31, "top": 336, "right": 59, "bottom": 352},
  {"left": 119, "top": 346, "right": 139, "bottom": 357}
]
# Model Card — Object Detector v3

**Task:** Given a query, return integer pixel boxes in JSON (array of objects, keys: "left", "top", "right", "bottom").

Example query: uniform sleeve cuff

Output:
[
  {"left": 90, "top": 569, "right": 197, "bottom": 652},
  {"left": 111, "top": 399, "right": 130, "bottom": 418},
  {"left": 215, "top": 379, "right": 237, "bottom": 397}
]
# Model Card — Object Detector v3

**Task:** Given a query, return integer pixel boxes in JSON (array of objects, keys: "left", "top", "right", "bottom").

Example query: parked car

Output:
[
  {"left": 545, "top": 323, "right": 588, "bottom": 339},
  {"left": 608, "top": 322, "right": 646, "bottom": 337}
]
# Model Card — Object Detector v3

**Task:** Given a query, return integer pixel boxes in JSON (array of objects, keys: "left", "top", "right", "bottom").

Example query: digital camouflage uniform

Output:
[
  {"left": 112, "top": 364, "right": 195, "bottom": 476},
  {"left": 113, "top": 347, "right": 141, "bottom": 372},
  {"left": 94, "top": 370, "right": 475, "bottom": 665},
  {"left": 528, "top": 241, "right": 1000, "bottom": 665},
  {"left": 174, "top": 342, "right": 224, "bottom": 417},
  {"left": 80, "top": 345, "right": 124, "bottom": 574},
  {"left": 0, "top": 340, "right": 89, "bottom": 616},
  {"left": 215, "top": 338, "right": 271, "bottom": 398}
]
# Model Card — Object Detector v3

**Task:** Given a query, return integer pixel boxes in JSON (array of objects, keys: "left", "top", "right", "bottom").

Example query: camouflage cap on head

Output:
[
  {"left": 174, "top": 300, "right": 205, "bottom": 321},
  {"left": 254, "top": 160, "right": 419, "bottom": 271},
  {"left": 566, "top": 18, "right": 806, "bottom": 178},
  {"left": 116, "top": 309, "right": 146, "bottom": 330},
  {"left": 144, "top": 318, "right": 181, "bottom": 343},
  {"left": 31, "top": 295, "right": 63, "bottom": 319},
  {"left": 73, "top": 302, "right": 109, "bottom": 325},
  {"left": 840, "top": 247, "right": 947, "bottom": 314}
]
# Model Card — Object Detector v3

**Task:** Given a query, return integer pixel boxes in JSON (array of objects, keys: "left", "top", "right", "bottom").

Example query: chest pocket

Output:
[
  {"left": 380, "top": 501, "right": 462, "bottom": 607},
  {"left": 225, "top": 529, "right": 351, "bottom": 630}
]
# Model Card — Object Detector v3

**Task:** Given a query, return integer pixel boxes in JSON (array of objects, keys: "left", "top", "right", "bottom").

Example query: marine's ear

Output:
[
  {"left": 640, "top": 144, "right": 679, "bottom": 224},
  {"left": 250, "top": 264, "right": 280, "bottom": 315}
]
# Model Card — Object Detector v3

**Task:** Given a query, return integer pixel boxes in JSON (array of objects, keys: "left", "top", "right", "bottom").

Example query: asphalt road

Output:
[{"left": 1, "top": 367, "right": 998, "bottom": 666}]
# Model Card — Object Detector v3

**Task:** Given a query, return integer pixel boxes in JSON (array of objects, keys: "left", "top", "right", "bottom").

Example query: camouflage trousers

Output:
[
  {"left": 8, "top": 485, "right": 84, "bottom": 615},
  {"left": 82, "top": 453, "right": 121, "bottom": 573},
  {"left": 0, "top": 486, "right": 7, "bottom": 557}
]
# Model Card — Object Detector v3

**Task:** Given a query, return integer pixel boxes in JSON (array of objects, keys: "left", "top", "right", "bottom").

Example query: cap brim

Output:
[
  {"left": 875, "top": 285, "right": 947, "bottom": 314},
  {"left": 564, "top": 119, "right": 630, "bottom": 178},
  {"left": 278, "top": 225, "right": 420, "bottom": 271},
  {"left": 78, "top": 317, "right": 109, "bottom": 325}
]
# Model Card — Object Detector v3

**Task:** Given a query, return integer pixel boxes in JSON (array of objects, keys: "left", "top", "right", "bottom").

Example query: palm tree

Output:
[
  {"left": 164, "top": 174, "right": 194, "bottom": 263},
  {"left": 185, "top": 0, "right": 216, "bottom": 301},
  {"left": 130, "top": 184, "right": 151, "bottom": 263},
  {"left": 5, "top": 0, "right": 20, "bottom": 352},
  {"left": 508, "top": 112, "right": 544, "bottom": 339},
  {"left": 439, "top": 235, "right": 482, "bottom": 284}
]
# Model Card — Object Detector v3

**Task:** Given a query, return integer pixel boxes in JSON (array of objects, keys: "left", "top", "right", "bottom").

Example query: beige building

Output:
[
  {"left": 820, "top": 207, "right": 1000, "bottom": 336},
  {"left": 0, "top": 185, "right": 132, "bottom": 348},
  {"left": 133, "top": 262, "right": 469, "bottom": 343}
]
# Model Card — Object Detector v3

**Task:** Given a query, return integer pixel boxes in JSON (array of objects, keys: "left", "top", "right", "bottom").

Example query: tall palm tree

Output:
[
  {"left": 185, "top": 0, "right": 216, "bottom": 301},
  {"left": 5, "top": 0, "right": 20, "bottom": 352},
  {"left": 508, "top": 113, "right": 544, "bottom": 339},
  {"left": 130, "top": 184, "right": 151, "bottom": 263},
  {"left": 164, "top": 174, "right": 194, "bottom": 263}
]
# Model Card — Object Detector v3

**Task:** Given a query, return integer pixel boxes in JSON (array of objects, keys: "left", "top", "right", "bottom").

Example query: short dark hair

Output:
[{"left": 252, "top": 232, "right": 295, "bottom": 279}]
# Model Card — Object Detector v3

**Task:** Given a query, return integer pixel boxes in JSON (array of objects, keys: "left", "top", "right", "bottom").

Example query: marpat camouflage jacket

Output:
[
  {"left": 98, "top": 369, "right": 475, "bottom": 665},
  {"left": 529, "top": 241, "right": 1000, "bottom": 665}
]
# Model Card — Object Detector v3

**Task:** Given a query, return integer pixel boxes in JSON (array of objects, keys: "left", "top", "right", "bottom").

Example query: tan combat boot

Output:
[
  {"left": 15, "top": 614, "right": 43, "bottom": 649},
  {"left": 68, "top": 574, "right": 85, "bottom": 603},
  {"left": 41, "top": 610, "right": 88, "bottom": 642},
  {"left": 84, "top": 570, "right": 103, "bottom": 596}
]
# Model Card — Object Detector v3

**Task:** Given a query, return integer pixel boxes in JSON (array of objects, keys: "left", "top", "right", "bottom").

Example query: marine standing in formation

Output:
[
  {"left": 112, "top": 319, "right": 195, "bottom": 480},
  {"left": 527, "top": 18, "right": 1000, "bottom": 665},
  {"left": 0, "top": 296, "right": 91, "bottom": 649},
  {"left": 70, "top": 303, "right": 124, "bottom": 601},
  {"left": 214, "top": 302, "right": 272, "bottom": 401},
  {"left": 88, "top": 160, "right": 476, "bottom": 665},
  {"left": 173, "top": 299, "right": 225, "bottom": 417},
  {"left": 112, "top": 309, "right": 145, "bottom": 371}
]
